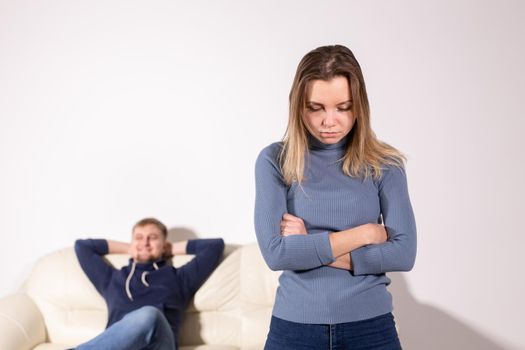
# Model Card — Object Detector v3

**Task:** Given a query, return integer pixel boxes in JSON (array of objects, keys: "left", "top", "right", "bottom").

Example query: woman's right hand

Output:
[{"left": 328, "top": 223, "right": 388, "bottom": 261}]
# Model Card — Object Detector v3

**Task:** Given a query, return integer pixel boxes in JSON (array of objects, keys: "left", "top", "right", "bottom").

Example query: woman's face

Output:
[{"left": 303, "top": 76, "right": 354, "bottom": 144}]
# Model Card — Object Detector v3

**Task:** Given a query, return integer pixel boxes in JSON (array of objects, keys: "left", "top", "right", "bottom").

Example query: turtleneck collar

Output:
[{"left": 308, "top": 133, "right": 349, "bottom": 151}]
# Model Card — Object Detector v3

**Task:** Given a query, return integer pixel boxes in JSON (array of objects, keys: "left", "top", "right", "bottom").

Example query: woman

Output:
[{"left": 254, "top": 45, "right": 416, "bottom": 349}]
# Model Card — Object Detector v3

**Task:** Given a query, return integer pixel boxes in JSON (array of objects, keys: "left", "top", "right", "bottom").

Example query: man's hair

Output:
[{"left": 132, "top": 217, "right": 168, "bottom": 238}]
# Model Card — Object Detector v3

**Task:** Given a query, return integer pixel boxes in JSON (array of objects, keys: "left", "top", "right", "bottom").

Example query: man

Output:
[{"left": 74, "top": 217, "right": 225, "bottom": 350}]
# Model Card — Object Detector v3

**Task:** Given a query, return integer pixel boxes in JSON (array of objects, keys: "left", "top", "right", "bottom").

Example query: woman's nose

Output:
[{"left": 322, "top": 110, "right": 336, "bottom": 127}]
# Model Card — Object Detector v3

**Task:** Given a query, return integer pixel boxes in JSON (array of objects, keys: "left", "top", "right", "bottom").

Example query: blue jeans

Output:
[
  {"left": 265, "top": 313, "right": 402, "bottom": 350},
  {"left": 75, "top": 306, "right": 176, "bottom": 350}
]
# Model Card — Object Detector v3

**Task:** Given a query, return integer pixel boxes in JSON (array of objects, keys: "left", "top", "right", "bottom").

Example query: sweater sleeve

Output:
[
  {"left": 178, "top": 238, "right": 225, "bottom": 295},
  {"left": 74, "top": 239, "right": 114, "bottom": 295},
  {"left": 254, "top": 145, "right": 335, "bottom": 271},
  {"left": 350, "top": 166, "right": 417, "bottom": 275}
]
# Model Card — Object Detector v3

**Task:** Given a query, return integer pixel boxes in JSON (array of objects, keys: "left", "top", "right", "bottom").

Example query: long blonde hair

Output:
[{"left": 280, "top": 45, "right": 405, "bottom": 185}]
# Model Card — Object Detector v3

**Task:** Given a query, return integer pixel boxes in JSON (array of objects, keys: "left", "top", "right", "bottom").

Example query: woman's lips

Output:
[{"left": 320, "top": 131, "right": 339, "bottom": 137}]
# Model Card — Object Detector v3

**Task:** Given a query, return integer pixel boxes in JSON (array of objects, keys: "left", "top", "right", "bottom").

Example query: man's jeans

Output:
[{"left": 75, "top": 306, "right": 176, "bottom": 350}]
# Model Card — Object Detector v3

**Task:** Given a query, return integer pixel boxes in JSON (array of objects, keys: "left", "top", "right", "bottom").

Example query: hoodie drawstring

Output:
[
  {"left": 125, "top": 261, "right": 137, "bottom": 301},
  {"left": 125, "top": 261, "right": 160, "bottom": 300}
]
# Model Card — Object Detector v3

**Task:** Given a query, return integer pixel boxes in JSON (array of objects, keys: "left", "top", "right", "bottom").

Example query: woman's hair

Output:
[{"left": 280, "top": 44, "right": 405, "bottom": 185}]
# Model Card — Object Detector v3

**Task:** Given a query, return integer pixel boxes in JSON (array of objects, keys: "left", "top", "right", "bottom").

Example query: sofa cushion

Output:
[{"left": 181, "top": 247, "right": 241, "bottom": 347}]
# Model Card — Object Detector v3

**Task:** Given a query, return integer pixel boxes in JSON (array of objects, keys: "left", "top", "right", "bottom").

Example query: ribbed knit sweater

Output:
[{"left": 254, "top": 136, "right": 417, "bottom": 324}]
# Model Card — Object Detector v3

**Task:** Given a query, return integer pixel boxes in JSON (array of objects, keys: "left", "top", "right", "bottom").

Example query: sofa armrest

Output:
[{"left": 0, "top": 292, "right": 46, "bottom": 350}]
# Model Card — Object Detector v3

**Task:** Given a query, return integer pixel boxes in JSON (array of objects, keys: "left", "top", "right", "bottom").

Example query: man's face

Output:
[{"left": 131, "top": 224, "right": 166, "bottom": 263}]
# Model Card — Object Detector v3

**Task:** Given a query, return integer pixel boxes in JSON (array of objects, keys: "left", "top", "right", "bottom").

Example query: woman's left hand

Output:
[{"left": 280, "top": 213, "right": 307, "bottom": 236}]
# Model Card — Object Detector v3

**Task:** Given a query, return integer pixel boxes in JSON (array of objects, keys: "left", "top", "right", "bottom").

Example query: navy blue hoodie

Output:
[{"left": 75, "top": 238, "right": 225, "bottom": 340}]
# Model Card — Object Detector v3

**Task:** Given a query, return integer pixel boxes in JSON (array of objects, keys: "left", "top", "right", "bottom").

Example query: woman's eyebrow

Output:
[{"left": 307, "top": 100, "right": 352, "bottom": 105}]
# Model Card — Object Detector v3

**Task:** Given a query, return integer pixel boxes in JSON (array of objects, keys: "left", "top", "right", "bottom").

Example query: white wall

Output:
[{"left": 1, "top": 0, "right": 523, "bottom": 349}]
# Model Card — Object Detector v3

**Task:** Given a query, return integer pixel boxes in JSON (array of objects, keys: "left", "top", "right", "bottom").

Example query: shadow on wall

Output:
[
  {"left": 167, "top": 227, "right": 238, "bottom": 257},
  {"left": 167, "top": 227, "right": 199, "bottom": 242},
  {"left": 390, "top": 273, "right": 510, "bottom": 350}
]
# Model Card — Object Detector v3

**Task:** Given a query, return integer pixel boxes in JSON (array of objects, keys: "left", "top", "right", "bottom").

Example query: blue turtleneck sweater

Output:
[
  {"left": 254, "top": 137, "right": 416, "bottom": 324},
  {"left": 74, "top": 238, "right": 224, "bottom": 340}
]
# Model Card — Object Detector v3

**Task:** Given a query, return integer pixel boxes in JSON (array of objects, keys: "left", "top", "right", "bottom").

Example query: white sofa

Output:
[{"left": 0, "top": 243, "right": 280, "bottom": 350}]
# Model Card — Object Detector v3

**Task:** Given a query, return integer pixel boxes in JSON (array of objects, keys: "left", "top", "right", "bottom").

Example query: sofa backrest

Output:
[
  {"left": 238, "top": 244, "right": 280, "bottom": 349},
  {"left": 22, "top": 243, "right": 280, "bottom": 349}
]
